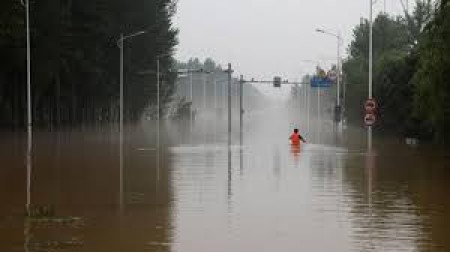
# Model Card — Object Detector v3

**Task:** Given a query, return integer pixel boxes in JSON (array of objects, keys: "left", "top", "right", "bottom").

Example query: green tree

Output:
[
  {"left": 343, "top": 3, "right": 433, "bottom": 136},
  {"left": 0, "top": 0, "right": 178, "bottom": 128},
  {"left": 413, "top": 0, "right": 450, "bottom": 142}
]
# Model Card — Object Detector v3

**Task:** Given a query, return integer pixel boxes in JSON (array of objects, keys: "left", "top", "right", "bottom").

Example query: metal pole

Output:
[
  {"left": 368, "top": 0, "right": 373, "bottom": 151},
  {"left": 214, "top": 78, "right": 217, "bottom": 113},
  {"left": 203, "top": 73, "right": 207, "bottom": 110},
  {"left": 307, "top": 82, "right": 310, "bottom": 136},
  {"left": 25, "top": 0, "right": 32, "bottom": 213},
  {"left": 214, "top": 77, "right": 217, "bottom": 130},
  {"left": 157, "top": 57, "right": 160, "bottom": 138},
  {"left": 190, "top": 72, "right": 193, "bottom": 133},
  {"left": 239, "top": 75, "right": 244, "bottom": 146},
  {"left": 303, "top": 83, "right": 307, "bottom": 130},
  {"left": 214, "top": 77, "right": 217, "bottom": 145},
  {"left": 369, "top": 1, "right": 373, "bottom": 100},
  {"left": 337, "top": 33, "right": 341, "bottom": 107},
  {"left": 223, "top": 79, "right": 226, "bottom": 113},
  {"left": 318, "top": 88, "right": 321, "bottom": 144},
  {"left": 119, "top": 33, "right": 124, "bottom": 210},
  {"left": 228, "top": 64, "right": 232, "bottom": 146},
  {"left": 156, "top": 57, "right": 160, "bottom": 181}
]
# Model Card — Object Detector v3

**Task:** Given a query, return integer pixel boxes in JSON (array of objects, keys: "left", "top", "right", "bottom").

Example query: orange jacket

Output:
[
  {"left": 290, "top": 133, "right": 300, "bottom": 144},
  {"left": 290, "top": 133, "right": 306, "bottom": 144}
]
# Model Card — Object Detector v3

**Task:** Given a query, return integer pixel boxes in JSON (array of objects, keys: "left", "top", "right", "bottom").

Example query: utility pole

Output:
[
  {"left": 337, "top": 32, "right": 341, "bottom": 108},
  {"left": 239, "top": 75, "right": 244, "bottom": 146},
  {"left": 21, "top": 0, "right": 32, "bottom": 215},
  {"left": 119, "top": 33, "right": 124, "bottom": 210},
  {"left": 190, "top": 72, "right": 193, "bottom": 133},
  {"left": 317, "top": 88, "right": 321, "bottom": 144},
  {"left": 227, "top": 64, "right": 232, "bottom": 146},
  {"left": 368, "top": 0, "right": 374, "bottom": 150},
  {"left": 203, "top": 72, "right": 207, "bottom": 111}
]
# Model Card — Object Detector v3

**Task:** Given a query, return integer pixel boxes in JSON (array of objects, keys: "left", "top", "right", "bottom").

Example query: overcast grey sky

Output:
[{"left": 174, "top": 0, "right": 405, "bottom": 98}]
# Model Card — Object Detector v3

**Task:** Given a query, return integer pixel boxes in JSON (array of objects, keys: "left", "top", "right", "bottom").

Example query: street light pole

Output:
[
  {"left": 117, "top": 30, "right": 146, "bottom": 209},
  {"left": 156, "top": 56, "right": 161, "bottom": 182},
  {"left": 20, "top": 0, "right": 32, "bottom": 215},
  {"left": 157, "top": 56, "right": 160, "bottom": 127},
  {"left": 190, "top": 72, "right": 193, "bottom": 132},
  {"left": 337, "top": 32, "right": 341, "bottom": 108},
  {"left": 227, "top": 64, "right": 232, "bottom": 146},
  {"left": 368, "top": 0, "right": 374, "bottom": 150},
  {"left": 203, "top": 72, "right": 207, "bottom": 111},
  {"left": 118, "top": 33, "right": 124, "bottom": 209},
  {"left": 239, "top": 75, "right": 244, "bottom": 146},
  {"left": 25, "top": 0, "right": 31, "bottom": 138},
  {"left": 369, "top": 1, "right": 373, "bottom": 101}
]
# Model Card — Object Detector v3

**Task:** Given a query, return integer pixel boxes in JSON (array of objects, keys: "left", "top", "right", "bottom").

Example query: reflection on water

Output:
[
  {"left": 0, "top": 124, "right": 172, "bottom": 251},
  {"left": 1, "top": 121, "right": 450, "bottom": 251}
]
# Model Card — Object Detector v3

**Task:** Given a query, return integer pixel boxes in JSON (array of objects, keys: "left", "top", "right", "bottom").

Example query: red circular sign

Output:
[
  {"left": 364, "top": 113, "right": 376, "bottom": 126},
  {"left": 364, "top": 99, "right": 377, "bottom": 114}
]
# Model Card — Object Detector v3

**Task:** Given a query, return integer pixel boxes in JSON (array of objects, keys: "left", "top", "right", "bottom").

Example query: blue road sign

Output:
[{"left": 310, "top": 75, "right": 333, "bottom": 88}]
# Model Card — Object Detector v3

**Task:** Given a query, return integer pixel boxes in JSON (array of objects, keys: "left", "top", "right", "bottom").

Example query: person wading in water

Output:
[{"left": 289, "top": 128, "right": 306, "bottom": 145}]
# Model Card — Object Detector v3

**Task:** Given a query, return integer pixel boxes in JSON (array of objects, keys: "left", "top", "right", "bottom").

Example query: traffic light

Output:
[{"left": 273, "top": 76, "right": 281, "bottom": 88}]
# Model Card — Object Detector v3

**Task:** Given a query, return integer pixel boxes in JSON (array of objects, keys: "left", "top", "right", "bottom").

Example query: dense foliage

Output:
[
  {"left": 413, "top": 0, "right": 450, "bottom": 141},
  {"left": 0, "top": 0, "right": 178, "bottom": 128},
  {"left": 342, "top": 0, "right": 450, "bottom": 141}
]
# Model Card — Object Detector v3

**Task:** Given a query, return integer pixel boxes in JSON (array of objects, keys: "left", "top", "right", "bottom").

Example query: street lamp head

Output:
[{"left": 157, "top": 52, "right": 172, "bottom": 58}]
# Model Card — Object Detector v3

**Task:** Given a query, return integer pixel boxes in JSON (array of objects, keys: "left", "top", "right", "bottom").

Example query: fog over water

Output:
[
  {"left": 1, "top": 98, "right": 450, "bottom": 250},
  {"left": 1, "top": 0, "right": 450, "bottom": 251}
]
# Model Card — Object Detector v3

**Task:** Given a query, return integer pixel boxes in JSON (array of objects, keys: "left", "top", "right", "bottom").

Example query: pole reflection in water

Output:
[
  {"left": 2, "top": 106, "right": 450, "bottom": 251},
  {"left": 365, "top": 137, "right": 376, "bottom": 248},
  {"left": 26, "top": 128, "right": 32, "bottom": 214},
  {"left": 25, "top": 129, "right": 32, "bottom": 251},
  {"left": 119, "top": 125, "right": 124, "bottom": 213},
  {"left": 239, "top": 146, "right": 243, "bottom": 177},
  {"left": 227, "top": 145, "right": 232, "bottom": 204}
]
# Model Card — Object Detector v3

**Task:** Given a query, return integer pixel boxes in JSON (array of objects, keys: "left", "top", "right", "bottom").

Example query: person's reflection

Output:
[{"left": 290, "top": 143, "right": 302, "bottom": 162}]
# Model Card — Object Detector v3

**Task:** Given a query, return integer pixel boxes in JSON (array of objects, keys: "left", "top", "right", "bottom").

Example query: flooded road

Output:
[{"left": 1, "top": 112, "right": 450, "bottom": 251}]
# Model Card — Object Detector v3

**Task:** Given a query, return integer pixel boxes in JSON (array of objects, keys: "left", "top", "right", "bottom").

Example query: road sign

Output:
[
  {"left": 364, "top": 113, "right": 376, "bottom": 126},
  {"left": 311, "top": 75, "right": 332, "bottom": 88},
  {"left": 364, "top": 99, "right": 377, "bottom": 114}
]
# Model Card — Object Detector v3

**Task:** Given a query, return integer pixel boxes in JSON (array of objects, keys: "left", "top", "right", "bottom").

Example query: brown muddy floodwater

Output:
[{"left": 1, "top": 118, "right": 450, "bottom": 251}]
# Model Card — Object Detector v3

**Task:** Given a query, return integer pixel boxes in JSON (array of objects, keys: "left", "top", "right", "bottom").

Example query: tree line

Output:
[
  {"left": 0, "top": 0, "right": 178, "bottom": 129},
  {"left": 343, "top": 0, "right": 450, "bottom": 143}
]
